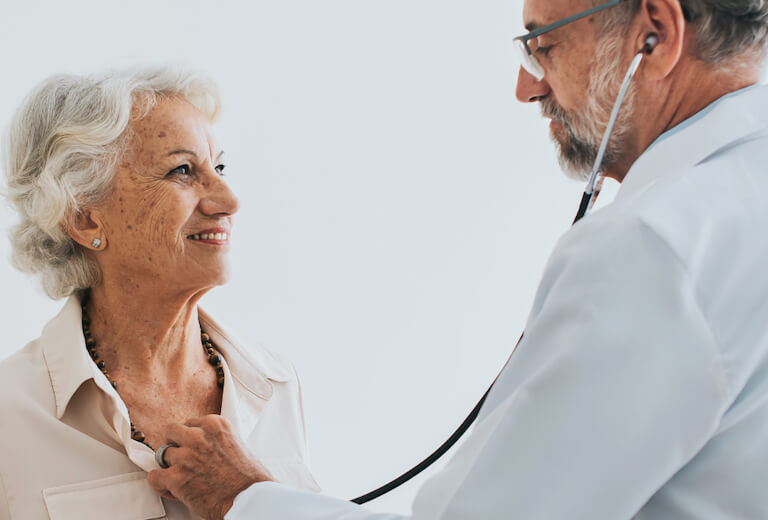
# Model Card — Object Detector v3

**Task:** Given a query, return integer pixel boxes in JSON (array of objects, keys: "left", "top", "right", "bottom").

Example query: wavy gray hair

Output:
[
  {"left": 2, "top": 67, "right": 221, "bottom": 299},
  {"left": 598, "top": 0, "right": 768, "bottom": 63}
]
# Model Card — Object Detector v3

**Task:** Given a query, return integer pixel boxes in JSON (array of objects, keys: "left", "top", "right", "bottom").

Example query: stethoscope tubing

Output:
[{"left": 351, "top": 45, "right": 650, "bottom": 506}]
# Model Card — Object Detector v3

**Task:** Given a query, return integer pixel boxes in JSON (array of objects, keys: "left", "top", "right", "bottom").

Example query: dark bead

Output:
[
  {"left": 82, "top": 317, "right": 90, "bottom": 326},
  {"left": 201, "top": 333, "right": 210, "bottom": 343},
  {"left": 111, "top": 380, "right": 118, "bottom": 389},
  {"left": 217, "top": 376, "right": 225, "bottom": 387},
  {"left": 86, "top": 339, "right": 96, "bottom": 348},
  {"left": 208, "top": 354, "right": 221, "bottom": 366},
  {"left": 96, "top": 360, "right": 105, "bottom": 370},
  {"left": 132, "top": 431, "right": 145, "bottom": 443}
]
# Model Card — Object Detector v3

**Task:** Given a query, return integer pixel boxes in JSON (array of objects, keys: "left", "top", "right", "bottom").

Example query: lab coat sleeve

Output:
[
  {"left": 227, "top": 215, "right": 729, "bottom": 519},
  {"left": 228, "top": 482, "right": 405, "bottom": 520}
]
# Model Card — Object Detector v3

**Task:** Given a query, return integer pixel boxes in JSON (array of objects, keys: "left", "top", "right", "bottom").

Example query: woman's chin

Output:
[{"left": 179, "top": 265, "right": 233, "bottom": 294}]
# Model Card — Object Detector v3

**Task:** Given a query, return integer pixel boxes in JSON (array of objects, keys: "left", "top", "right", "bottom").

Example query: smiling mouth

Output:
[{"left": 187, "top": 232, "right": 229, "bottom": 242}]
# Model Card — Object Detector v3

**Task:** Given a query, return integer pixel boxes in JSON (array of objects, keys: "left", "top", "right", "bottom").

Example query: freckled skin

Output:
[
  {"left": 98, "top": 98, "right": 234, "bottom": 292},
  {"left": 77, "top": 97, "right": 240, "bottom": 448}
]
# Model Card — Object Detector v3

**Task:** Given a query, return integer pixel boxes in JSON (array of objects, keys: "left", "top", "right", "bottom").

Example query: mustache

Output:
[{"left": 540, "top": 98, "right": 570, "bottom": 124}]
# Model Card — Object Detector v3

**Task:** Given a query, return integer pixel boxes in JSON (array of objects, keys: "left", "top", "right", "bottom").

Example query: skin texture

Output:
[
  {"left": 517, "top": 0, "right": 761, "bottom": 181},
  {"left": 147, "top": 415, "right": 272, "bottom": 520},
  {"left": 67, "top": 96, "right": 240, "bottom": 449},
  {"left": 146, "top": 0, "right": 764, "bottom": 517}
]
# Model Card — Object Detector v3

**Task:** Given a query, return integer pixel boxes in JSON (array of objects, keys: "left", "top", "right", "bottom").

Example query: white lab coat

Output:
[{"left": 227, "top": 85, "right": 768, "bottom": 519}]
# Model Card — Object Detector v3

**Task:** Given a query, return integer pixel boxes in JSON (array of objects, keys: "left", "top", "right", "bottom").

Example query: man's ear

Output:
[
  {"left": 65, "top": 208, "right": 107, "bottom": 251},
  {"left": 635, "top": 0, "right": 687, "bottom": 80}
]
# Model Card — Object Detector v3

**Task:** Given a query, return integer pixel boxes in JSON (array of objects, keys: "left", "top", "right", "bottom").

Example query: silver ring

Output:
[{"left": 155, "top": 443, "right": 178, "bottom": 469}]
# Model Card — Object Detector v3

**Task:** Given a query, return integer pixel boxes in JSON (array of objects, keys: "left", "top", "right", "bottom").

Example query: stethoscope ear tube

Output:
[{"left": 350, "top": 42, "right": 650, "bottom": 506}]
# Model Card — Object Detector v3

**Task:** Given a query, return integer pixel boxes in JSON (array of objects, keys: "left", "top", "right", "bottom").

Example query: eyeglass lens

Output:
[{"left": 514, "top": 39, "right": 545, "bottom": 81}]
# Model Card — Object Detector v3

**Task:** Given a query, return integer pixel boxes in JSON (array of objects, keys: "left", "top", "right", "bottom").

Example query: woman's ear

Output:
[
  {"left": 636, "top": 0, "right": 687, "bottom": 80},
  {"left": 65, "top": 208, "right": 107, "bottom": 251}
]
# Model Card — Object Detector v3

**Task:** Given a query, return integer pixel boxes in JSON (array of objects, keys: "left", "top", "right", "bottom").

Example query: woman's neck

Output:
[{"left": 84, "top": 282, "right": 209, "bottom": 385}]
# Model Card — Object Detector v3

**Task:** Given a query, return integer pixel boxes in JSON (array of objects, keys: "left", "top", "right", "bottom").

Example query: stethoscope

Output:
[{"left": 351, "top": 34, "right": 660, "bottom": 505}]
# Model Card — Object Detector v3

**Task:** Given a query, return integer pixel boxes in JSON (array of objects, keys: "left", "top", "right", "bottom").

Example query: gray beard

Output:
[{"left": 541, "top": 35, "right": 637, "bottom": 181}]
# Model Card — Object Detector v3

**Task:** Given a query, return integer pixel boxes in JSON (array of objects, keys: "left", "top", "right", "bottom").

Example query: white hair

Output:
[{"left": 2, "top": 67, "right": 221, "bottom": 299}]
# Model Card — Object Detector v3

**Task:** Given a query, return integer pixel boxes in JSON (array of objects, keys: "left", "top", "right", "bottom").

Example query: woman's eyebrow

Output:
[
  {"left": 168, "top": 149, "right": 225, "bottom": 161},
  {"left": 168, "top": 149, "right": 198, "bottom": 158}
]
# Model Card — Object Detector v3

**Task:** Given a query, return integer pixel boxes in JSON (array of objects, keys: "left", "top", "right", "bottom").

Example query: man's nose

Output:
[{"left": 516, "top": 67, "right": 551, "bottom": 103}]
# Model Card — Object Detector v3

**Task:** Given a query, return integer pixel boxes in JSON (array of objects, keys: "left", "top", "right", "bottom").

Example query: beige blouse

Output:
[{"left": 0, "top": 295, "right": 319, "bottom": 520}]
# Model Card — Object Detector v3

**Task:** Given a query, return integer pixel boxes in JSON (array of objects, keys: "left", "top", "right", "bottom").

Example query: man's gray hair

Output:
[
  {"left": 2, "top": 67, "right": 221, "bottom": 300},
  {"left": 599, "top": 0, "right": 768, "bottom": 64}
]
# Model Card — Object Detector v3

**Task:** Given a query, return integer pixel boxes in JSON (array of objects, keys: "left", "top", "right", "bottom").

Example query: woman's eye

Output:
[
  {"left": 535, "top": 45, "right": 553, "bottom": 57},
  {"left": 215, "top": 164, "right": 226, "bottom": 176},
  {"left": 168, "top": 164, "right": 192, "bottom": 176}
]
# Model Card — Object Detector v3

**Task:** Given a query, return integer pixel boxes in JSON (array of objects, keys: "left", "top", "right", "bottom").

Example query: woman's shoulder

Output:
[
  {"left": 0, "top": 340, "right": 56, "bottom": 411},
  {"left": 0, "top": 340, "right": 59, "bottom": 472}
]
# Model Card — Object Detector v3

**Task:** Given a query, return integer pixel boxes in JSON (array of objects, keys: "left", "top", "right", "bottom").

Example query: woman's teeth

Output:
[{"left": 189, "top": 232, "right": 228, "bottom": 241}]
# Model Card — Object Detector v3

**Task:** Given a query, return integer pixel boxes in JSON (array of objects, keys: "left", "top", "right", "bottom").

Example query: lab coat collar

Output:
[
  {"left": 617, "top": 84, "right": 768, "bottom": 202},
  {"left": 40, "top": 295, "right": 291, "bottom": 425}
]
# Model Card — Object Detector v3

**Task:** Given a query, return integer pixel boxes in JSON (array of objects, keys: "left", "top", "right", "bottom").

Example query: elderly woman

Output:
[{"left": 0, "top": 68, "right": 319, "bottom": 519}]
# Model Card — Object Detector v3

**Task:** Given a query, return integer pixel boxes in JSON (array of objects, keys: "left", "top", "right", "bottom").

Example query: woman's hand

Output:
[{"left": 147, "top": 415, "right": 274, "bottom": 520}]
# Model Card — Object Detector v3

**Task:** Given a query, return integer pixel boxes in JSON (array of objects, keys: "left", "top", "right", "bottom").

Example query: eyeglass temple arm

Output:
[{"left": 516, "top": 0, "right": 628, "bottom": 49}]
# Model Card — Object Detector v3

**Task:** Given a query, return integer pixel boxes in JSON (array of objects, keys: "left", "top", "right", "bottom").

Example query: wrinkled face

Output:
[
  {"left": 96, "top": 96, "right": 239, "bottom": 295},
  {"left": 517, "top": 0, "right": 636, "bottom": 179}
]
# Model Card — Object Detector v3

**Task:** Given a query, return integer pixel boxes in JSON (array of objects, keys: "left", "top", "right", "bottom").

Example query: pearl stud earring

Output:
[{"left": 91, "top": 238, "right": 102, "bottom": 249}]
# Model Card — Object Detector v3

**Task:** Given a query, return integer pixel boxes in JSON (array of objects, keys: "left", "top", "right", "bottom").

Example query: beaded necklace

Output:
[{"left": 80, "top": 299, "right": 225, "bottom": 449}]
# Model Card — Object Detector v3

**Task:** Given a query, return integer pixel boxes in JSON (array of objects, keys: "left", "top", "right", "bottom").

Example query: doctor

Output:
[{"left": 148, "top": 0, "right": 768, "bottom": 517}]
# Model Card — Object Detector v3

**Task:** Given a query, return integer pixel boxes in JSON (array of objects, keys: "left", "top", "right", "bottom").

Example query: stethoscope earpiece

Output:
[{"left": 644, "top": 34, "right": 660, "bottom": 54}]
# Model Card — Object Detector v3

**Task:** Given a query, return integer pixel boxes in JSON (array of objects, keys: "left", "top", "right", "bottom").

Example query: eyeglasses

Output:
[
  {"left": 513, "top": 0, "right": 629, "bottom": 81},
  {"left": 514, "top": 0, "right": 699, "bottom": 81}
]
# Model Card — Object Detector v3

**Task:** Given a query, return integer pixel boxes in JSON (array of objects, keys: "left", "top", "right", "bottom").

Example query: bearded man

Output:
[{"left": 147, "top": 0, "right": 768, "bottom": 518}]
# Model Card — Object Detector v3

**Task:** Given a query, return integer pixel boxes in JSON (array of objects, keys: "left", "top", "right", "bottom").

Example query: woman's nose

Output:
[
  {"left": 199, "top": 173, "right": 240, "bottom": 217},
  {"left": 516, "top": 67, "right": 551, "bottom": 103}
]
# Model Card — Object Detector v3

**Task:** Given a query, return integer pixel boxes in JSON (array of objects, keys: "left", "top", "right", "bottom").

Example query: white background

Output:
[{"left": 0, "top": 1, "right": 620, "bottom": 514}]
